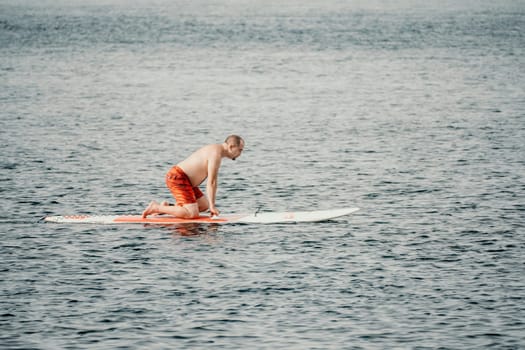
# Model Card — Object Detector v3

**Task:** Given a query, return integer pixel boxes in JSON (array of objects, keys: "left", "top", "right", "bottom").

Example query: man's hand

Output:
[{"left": 210, "top": 206, "right": 220, "bottom": 217}]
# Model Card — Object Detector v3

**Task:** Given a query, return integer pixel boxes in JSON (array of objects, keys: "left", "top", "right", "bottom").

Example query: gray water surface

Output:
[{"left": 1, "top": 0, "right": 524, "bottom": 348}]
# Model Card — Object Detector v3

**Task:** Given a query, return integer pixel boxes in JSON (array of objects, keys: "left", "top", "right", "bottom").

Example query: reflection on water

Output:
[
  {"left": 144, "top": 222, "right": 221, "bottom": 236},
  {"left": 169, "top": 223, "right": 225, "bottom": 246},
  {"left": 170, "top": 223, "right": 221, "bottom": 236}
]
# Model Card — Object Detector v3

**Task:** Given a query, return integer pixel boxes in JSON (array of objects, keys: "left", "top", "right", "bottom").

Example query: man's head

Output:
[{"left": 225, "top": 135, "right": 244, "bottom": 160}]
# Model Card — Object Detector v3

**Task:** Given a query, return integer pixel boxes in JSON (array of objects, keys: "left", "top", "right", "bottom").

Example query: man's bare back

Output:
[
  {"left": 142, "top": 135, "right": 244, "bottom": 219},
  {"left": 177, "top": 143, "right": 225, "bottom": 188}
]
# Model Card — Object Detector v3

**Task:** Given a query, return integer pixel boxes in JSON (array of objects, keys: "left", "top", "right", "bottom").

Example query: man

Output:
[{"left": 142, "top": 135, "right": 245, "bottom": 219}]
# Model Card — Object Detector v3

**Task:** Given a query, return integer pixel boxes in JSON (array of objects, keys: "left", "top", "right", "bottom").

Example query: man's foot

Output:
[
  {"left": 142, "top": 201, "right": 159, "bottom": 218},
  {"left": 149, "top": 201, "right": 171, "bottom": 216}
]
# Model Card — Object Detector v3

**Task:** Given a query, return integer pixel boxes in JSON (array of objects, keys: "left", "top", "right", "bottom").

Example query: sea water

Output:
[{"left": 1, "top": 0, "right": 524, "bottom": 348}]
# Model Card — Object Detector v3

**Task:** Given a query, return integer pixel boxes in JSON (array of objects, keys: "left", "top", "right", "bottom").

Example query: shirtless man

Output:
[{"left": 142, "top": 135, "right": 244, "bottom": 219}]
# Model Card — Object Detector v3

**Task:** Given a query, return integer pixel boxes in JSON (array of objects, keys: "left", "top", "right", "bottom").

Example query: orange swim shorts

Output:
[{"left": 165, "top": 166, "right": 204, "bottom": 206}]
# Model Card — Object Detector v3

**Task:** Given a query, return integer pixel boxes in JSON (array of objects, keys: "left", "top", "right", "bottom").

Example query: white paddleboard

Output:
[{"left": 43, "top": 207, "right": 359, "bottom": 225}]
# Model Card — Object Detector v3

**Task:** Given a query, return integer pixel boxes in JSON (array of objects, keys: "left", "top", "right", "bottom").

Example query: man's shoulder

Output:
[
  {"left": 206, "top": 143, "right": 223, "bottom": 151},
  {"left": 198, "top": 143, "right": 222, "bottom": 157}
]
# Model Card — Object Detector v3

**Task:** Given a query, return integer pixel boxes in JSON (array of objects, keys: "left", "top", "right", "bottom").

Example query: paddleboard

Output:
[{"left": 43, "top": 207, "right": 359, "bottom": 225}]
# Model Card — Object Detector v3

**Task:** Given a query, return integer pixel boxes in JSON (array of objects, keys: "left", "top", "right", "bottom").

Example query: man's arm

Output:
[{"left": 206, "top": 152, "right": 221, "bottom": 216}]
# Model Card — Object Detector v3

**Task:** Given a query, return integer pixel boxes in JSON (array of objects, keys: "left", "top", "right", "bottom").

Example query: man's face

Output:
[{"left": 231, "top": 141, "right": 244, "bottom": 161}]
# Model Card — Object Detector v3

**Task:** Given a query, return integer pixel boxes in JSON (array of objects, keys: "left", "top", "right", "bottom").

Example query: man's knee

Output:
[
  {"left": 183, "top": 204, "right": 200, "bottom": 218},
  {"left": 197, "top": 197, "right": 209, "bottom": 212}
]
